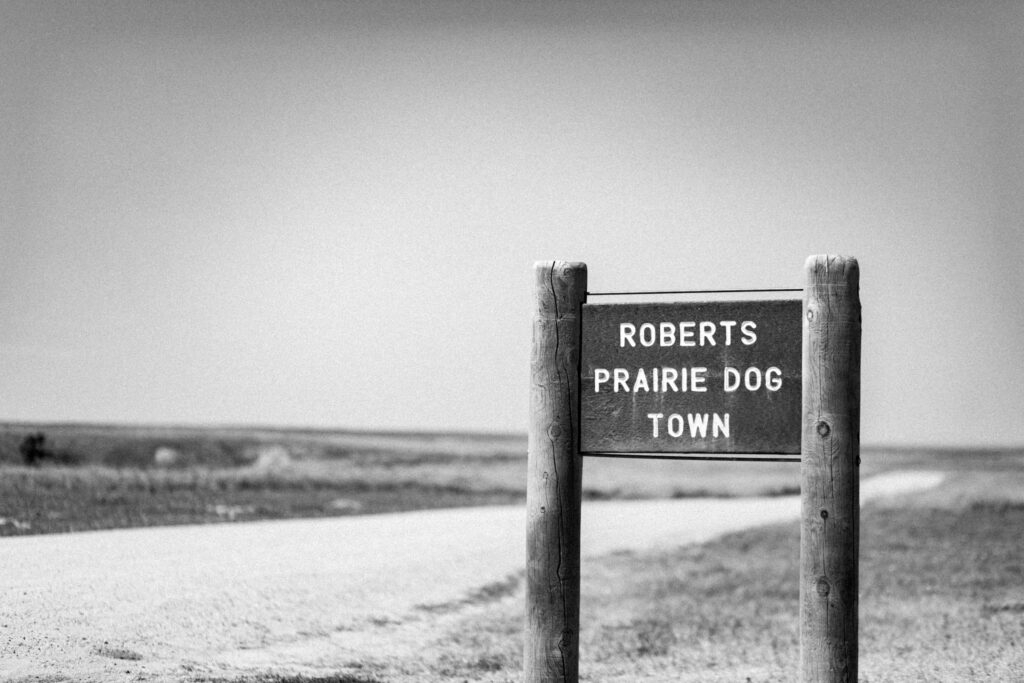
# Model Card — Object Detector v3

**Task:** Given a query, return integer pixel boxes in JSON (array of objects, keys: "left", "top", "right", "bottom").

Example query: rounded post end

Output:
[{"left": 804, "top": 255, "right": 859, "bottom": 287}]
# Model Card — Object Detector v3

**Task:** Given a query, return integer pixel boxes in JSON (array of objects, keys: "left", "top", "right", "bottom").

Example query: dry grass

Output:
[
  {"left": 0, "top": 423, "right": 531, "bottom": 535},
  {"left": 3, "top": 421, "right": 1019, "bottom": 541},
  {"left": 2, "top": 424, "right": 1020, "bottom": 680},
  {"left": 0, "top": 462, "right": 528, "bottom": 535},
  {"left": 0, "top": 422, "right": 833, "bottom": 536},
  {"left": 306, "top": 462, "right": 1024, "bottom": 682},
  {"left": 0, "top": 422, "right": 525, "bottom": 468}
]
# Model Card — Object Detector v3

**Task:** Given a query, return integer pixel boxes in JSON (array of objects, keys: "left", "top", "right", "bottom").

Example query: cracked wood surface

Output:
[
  {"left": 525, "top": 261, "right": 586, "bottom": 683},
  {"left": 800, "top": 255, "right": 861, "bottom": 682}
]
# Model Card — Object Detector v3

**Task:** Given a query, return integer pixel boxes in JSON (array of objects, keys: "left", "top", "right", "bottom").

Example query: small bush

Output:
[{"left": 19, "top": 432, "right": 52, "bottom": 466}]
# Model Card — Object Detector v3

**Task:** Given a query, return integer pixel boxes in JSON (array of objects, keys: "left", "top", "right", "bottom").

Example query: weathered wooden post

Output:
[
  {"left": 800, "top": 255, "right": 861, "bottom": 682},
  {"left": 525, "top": 260, "right": 586, "bottom": 683}
]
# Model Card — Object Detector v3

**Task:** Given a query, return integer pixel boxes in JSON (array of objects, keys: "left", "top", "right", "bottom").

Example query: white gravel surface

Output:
[{"left": 0, "top": 471, "right": 943, "bottom": 682}]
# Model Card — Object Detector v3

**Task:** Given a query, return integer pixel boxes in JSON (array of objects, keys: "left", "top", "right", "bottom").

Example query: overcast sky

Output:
[{"left": 2, "top": 1, "right": 1022, "bottom": 447}]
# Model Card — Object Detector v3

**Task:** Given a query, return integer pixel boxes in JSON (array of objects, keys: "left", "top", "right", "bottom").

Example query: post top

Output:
[
  {"left": 804, "top": 255, "right": 859, "bottom": 283},
  {"left": 533, "top": 260, "right": 587, "bottom": 274},
  {"left": 532, "top": 261, "right": 587, "bottom": 319}
]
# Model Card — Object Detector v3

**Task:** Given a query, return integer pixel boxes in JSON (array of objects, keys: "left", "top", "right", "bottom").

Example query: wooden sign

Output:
[
  {"left": 579, "top": 299, "right": 802, "bottom": 455},
  {"left": 527, "top": 259, "right": 861, "bottom": 683}
]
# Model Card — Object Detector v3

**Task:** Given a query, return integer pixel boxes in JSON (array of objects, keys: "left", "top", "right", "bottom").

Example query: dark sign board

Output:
[{"left": 580, "top": 299, "right": 802, "bottom": 455}]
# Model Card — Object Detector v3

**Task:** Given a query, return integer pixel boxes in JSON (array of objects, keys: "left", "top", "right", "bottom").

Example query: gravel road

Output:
[{"left": 0, "top": 471, "right": 943, "bottom": 682}]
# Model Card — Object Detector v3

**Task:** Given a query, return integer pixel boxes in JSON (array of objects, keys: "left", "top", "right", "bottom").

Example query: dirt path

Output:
[{"left": 0, "top": 471, "right": 943, "bottom": 682}]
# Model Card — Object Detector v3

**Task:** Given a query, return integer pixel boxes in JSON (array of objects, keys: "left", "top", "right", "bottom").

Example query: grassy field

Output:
[
  {"left": 4, "top": 421, "right": 1004, "bottom": 537},
  {"left": 2, "top": 422, "right": 1021, "bottom": 681},
  {"left": 0, "top": 422, "right": 531, "bottom": 535},
  {"left": 0, "top": 421, "right": 816, "bottom": 536},
  {"left": 281, "top": 457, "right": 1021, "bottom": 683}
]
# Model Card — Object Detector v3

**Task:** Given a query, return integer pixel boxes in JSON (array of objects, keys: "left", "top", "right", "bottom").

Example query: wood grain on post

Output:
[
  {"left": 525, "top": 261, "right": 586, "bottom": 683},
  {"left": 800, "top": 255, "right": 861, "bottom": 682}
]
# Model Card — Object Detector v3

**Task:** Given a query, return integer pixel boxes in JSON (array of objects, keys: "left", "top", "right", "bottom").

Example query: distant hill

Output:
[{"left": 0, "top": 421, "right": 527, "bottom": 469}]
